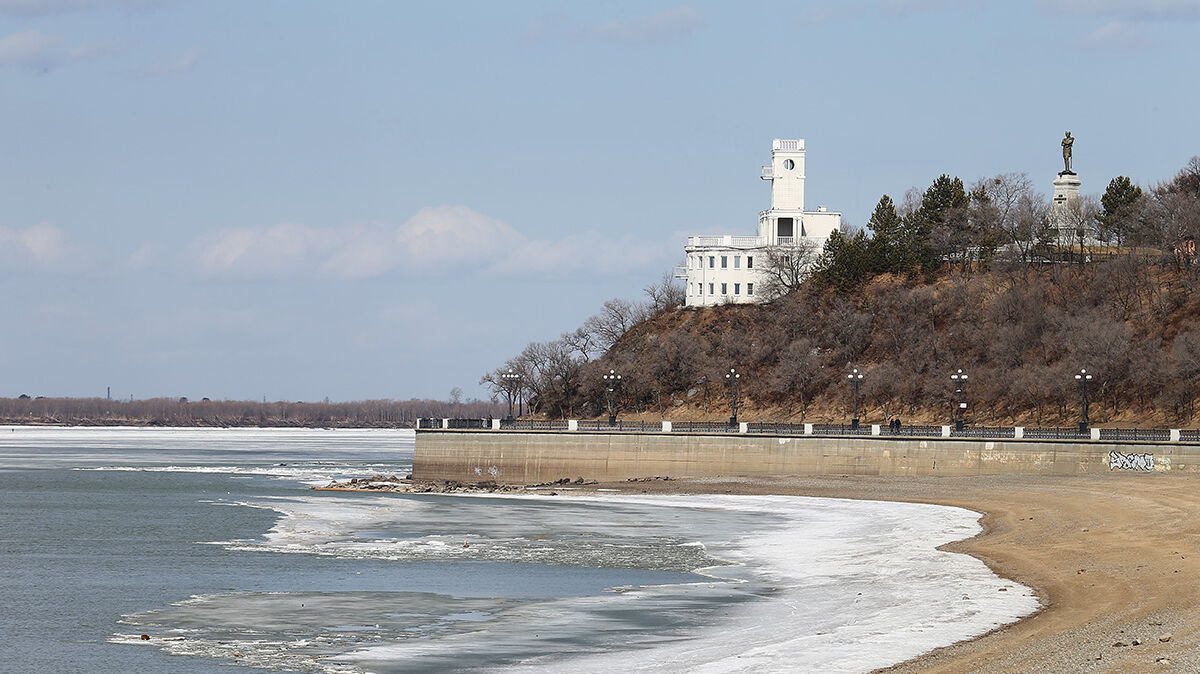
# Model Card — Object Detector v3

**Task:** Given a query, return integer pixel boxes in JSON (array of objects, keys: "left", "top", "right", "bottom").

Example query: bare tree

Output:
[
  {"left": 972, "top": 173, "right": 1054, "bottom": 263},
  {"left": 757, "top": 240, "right": 819, "bottom": 301},
  {"left": 582, "top": 298, "right": 651, "bottom": 351},
  {"left": 560, "top": 326, "right": 600, "bottom": 361},
  {"left": 644, "top": 270, "right": 685, "bottom": 315}
]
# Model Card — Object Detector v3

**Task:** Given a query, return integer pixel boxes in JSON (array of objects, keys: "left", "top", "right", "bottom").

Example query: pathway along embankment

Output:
[{"left": 413, "top": 429, "right": 1200, "bottom": 484}]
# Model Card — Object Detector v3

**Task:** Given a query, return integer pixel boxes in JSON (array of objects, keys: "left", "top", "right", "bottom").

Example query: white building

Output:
[{"left": 676, "top": 138, "right": 841, "bottom": 307}]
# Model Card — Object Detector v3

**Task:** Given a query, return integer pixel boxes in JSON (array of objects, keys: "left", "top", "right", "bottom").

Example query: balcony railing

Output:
[
  {"left": 686, "top": 235, "right": 768, "bottom": 248},
  {"left": 761, "top": 165, "right": 773, "bottom": 179}
]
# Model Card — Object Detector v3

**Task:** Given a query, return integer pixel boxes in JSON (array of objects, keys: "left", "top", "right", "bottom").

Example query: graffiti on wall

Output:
[{"left": 1109, "top": 451, "right": 1154, "bottom": 471}]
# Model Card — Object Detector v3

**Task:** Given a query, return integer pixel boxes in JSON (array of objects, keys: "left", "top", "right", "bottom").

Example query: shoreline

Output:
[
  {"left": 322, "top": 473, "right": 1198, "bottom": 670},
  {"left": 561, "top": 473, "right": 1195, "bottom": 672}
]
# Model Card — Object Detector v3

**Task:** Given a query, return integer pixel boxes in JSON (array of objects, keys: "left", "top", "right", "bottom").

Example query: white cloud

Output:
[
  {"left": 0, "top": 0, "right": 161, "bottom": 17},
  {"left": 881, "top": 0, "right": 987, "bottom": 13},
  {"left": 1042, "top": 0, "right": 1200, "bottom": 21},
  {"left": 144, "top": 46, "right": 202, "bottom": 76},
  {"left": 1081, "top": 20, "right": 1148, "bottom": 49},
  {"left": 0, "top": 30, "right": 61, "bottom": 67},
  {"left": 0, "top": 29, "right": 119, "bottom": 70},
  {"left": 584, "top": 6, "right": 703, "bottom": 45},
  {"left": 192, "top": 222, "right": 340, "bottom": 279},
  {"left": 0, "top": 223, "right": 72, "bottom": 269},
  {"left": 189, "top": 206, "right": 672, "bottom": 281},
  {"left": 0, "top": 0, "right": 93, "bottom": 16},
  {"left": 490, "top": 231, "right": 668, "bottom": 277},
  {"left": 527, "top": 6, "right": 703, "bottom": 46},
  {"left": 798, "top": 3, "right": 863, "bottom": 25}
]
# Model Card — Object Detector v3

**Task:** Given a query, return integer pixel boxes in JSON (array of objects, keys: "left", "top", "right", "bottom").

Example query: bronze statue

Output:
[{"left": 1061, "top": 131, "right": 1074, "bottom": 173}]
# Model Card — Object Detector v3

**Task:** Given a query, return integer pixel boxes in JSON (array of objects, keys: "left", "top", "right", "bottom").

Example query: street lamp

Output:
[
  {"left": 603, "top": 369, "right": 622, "bottom": 425},
  {"left": 951, "top": 369, "right": 968, "bottom": 431},
  {"left": 1075, "top": 368, "right": 1093, "bottom": 433},
  {"left": 501, "top": 368, "right": 521, "bottom": 421},
  {"left": 847, "top": 368, "right": 864, "bottom": 430},
  {"left": 726, "top": 368, "right": 741, "bottom": 426}
]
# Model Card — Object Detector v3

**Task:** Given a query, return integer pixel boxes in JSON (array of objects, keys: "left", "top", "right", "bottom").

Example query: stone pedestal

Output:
[{"left": 1051, "top": 171, "right": 1082, "bottom": 243}]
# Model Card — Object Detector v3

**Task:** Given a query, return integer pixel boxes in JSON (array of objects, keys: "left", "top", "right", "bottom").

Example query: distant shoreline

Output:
[{"left": 0, "top": 421, "right": 416, "bottom": 429}]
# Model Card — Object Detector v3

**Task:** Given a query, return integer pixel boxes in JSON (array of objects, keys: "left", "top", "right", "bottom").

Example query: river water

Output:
[{"left": 0, "top": 426, "right": 1038, "bottom": 672}]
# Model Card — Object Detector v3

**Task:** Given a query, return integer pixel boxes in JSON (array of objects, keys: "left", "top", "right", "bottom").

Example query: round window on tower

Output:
[{"left": 783, "top": 159, "right": 795, "bottom": 170}]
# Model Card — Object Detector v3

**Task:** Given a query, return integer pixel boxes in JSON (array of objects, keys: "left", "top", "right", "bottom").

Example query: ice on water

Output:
[
  {"left": 1, "top": 427, "right": 1038, "bottom": 672},
  {"left": 124, "top": 489, "right": 1037, "bottom": 673}
]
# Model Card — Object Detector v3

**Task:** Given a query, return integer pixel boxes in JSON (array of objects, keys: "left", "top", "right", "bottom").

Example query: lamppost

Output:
[
  {"left": 1075, "top": 368, "right": 1093, "bottom": 433},
  {"left": 846, "top": 368, "right": 864, "bottom": 430},
  {"left": 603, "top": 369, "right": 621, "bottom": 425},
  {"left": 501, "top": 368, "right": 521, "bottom": 421},
  {"left": 726, "top": 368, "right": 740, "bottom": 426},
  {"left": 951, "top": 369, "right": 968, "bottom": 431}
]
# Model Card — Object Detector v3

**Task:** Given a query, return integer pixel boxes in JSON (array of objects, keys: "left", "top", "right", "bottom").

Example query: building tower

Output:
[{"left": 758, "top": 139, "right": 806, "bottom": 244}]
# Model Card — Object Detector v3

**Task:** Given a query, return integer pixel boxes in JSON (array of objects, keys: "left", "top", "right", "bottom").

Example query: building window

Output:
[
  {"left": 709, "top": 283, "right": 714, "bottom": 295},
  {"left": 747, "top": 256, "right": 753, "bottom": 269},
  {"left": 721, "top": 256, "right": 728, "bottom": 269},
  {"left": 721, "top": 283, "right": 727, "bottom": 295},
  {"left": 709, "top": 256, "right": 715, "bottom": 268},
  {"left": 747, "top": 282, "right": 754, "bottom": 296},
  {"left": 734, "top": 255, "right": 740, "bottom": 269},
  {"left": 784, "top": 159, "right": 795, "bottom": 170},
  {"left": 734, "top": 283, "right": 741, "bottom": 295}
]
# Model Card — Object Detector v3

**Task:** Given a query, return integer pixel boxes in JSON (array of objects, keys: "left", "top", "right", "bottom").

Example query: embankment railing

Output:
[{"left": 417, "top": 418, "right": 1200, "bottom": 443}]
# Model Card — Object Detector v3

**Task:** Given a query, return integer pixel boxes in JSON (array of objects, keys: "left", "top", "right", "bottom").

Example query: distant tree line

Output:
[{"left": 0, "top": 396, "right": 503, "bottom": 427}]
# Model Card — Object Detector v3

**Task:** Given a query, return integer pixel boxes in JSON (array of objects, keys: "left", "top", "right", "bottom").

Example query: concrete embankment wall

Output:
[{"left": 413, "top": 430, "right": 1200, "bottom": 484}]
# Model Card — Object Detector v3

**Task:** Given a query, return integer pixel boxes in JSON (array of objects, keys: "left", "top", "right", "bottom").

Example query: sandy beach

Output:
[{"left": 567, "top": 473, "right": 1199, "bottom": 673}]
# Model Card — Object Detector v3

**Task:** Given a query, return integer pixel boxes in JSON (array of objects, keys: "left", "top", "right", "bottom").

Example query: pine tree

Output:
[
  {"left": 903, "top": 174, "right": 968, "bottom": 277},
  {"left": 813, "top": 229, "right": 872, "bottom": 293},
  {"left": 866, "top": 195, "right": 906, "bottom": 273},
  {"left": 1097, "top": 176, "right": 1143, "bottom": 247}
]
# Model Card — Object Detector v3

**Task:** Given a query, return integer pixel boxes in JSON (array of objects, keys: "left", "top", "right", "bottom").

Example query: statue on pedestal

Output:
[{"left": 1061, "top": 131, "right": 1074, "bottom": 174}]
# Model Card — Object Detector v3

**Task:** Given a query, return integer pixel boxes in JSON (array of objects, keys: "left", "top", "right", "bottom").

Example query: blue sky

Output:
[{"left": 2, "top": 0, "right": 1198, "bottom": 402}]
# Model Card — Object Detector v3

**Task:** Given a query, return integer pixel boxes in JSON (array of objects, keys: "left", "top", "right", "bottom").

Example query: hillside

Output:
[{"left": 595, "top": 262, "right": 1200, "bottom": 428}]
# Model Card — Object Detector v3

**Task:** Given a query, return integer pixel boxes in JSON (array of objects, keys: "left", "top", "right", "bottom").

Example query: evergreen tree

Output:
[
  {"left": 1097, "top": 175, "right": 1143, "bottom": 247},
  {"left": 866, "top": 194, "right": 907, "bottom": 273},
  {"left": 812, "top": 229, "right": 873, "bottom": 293},
  {"left": 903, "top": 174, "right": 968, "bottom": 277}
]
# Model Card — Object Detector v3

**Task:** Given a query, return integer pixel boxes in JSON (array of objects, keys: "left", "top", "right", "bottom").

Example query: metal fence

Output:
[
  {"left": 1099, "top": 428, "right": 1172, "bottom": 443},
  {"left": 671, "top": 421, "right": 742, "bottom": 434},
  {"left": 811, "top": 423, "right": 874, "bottom": 436},
  {"left": 498, "top": 419, "right": 570, "bottom": 431},
  {"left": 576, "top": 420, "right": 659, "bottom": 432},
  {"left": 419, "top": 418, "right": 1200, "bottom": 443},
  {"left": 746, "top": 422, "right": 807, "bottom": 435},
  {"left": 889, "top": 424, "right": 944, "bottom": 437},
  {"left": 950, "top": 426, "right": 1017, "bottom": 439},
  {"left": 1019, "top": 426, "right": 1090, "bottom": 440}
]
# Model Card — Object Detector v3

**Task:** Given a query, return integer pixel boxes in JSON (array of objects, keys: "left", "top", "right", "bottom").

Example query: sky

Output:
[{"left": 3, "top": 0, "right": 1199, "bottom": 402}]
